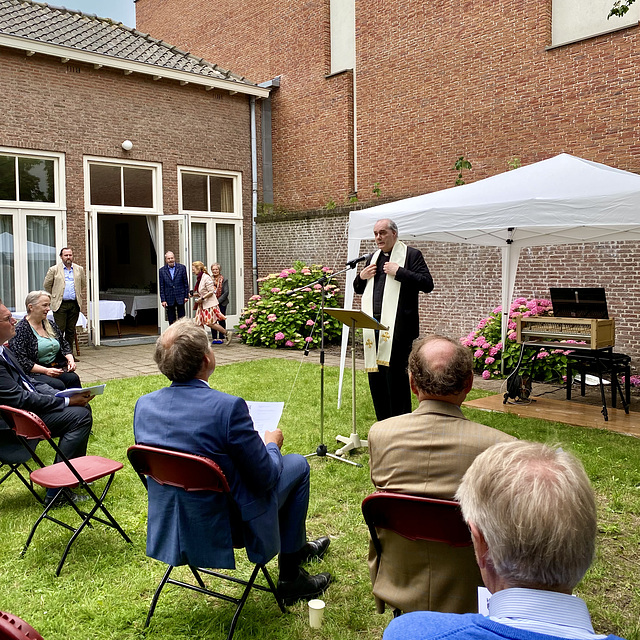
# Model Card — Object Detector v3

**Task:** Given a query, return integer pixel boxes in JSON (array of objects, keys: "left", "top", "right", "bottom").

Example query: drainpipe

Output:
[{"left": 251, "top": 96, "right": 258, "bottom": 295}]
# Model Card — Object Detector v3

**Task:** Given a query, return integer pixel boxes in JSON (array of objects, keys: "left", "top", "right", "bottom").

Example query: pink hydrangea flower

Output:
[
  {"left": 285, "top": 340, "right": 295, "bottom": 347},
  {"left": 306, "top": 319, "right": 314, "bottom": 326},
  {"left": 288, "top": 269, "right": 297, "bottom": 274},
  {"left": 239, "top": 324, "right": 247, "bottom": 330},
  {"left": 485, "top": 356, "right": 495, "bottom": 365},
  {"left": 482, "top": 370, "right": 491, "bottom": 379},
  {"left": 322, "top": 267, "right": 332, "bottom": 272},
  {"left": 301, "top": 268, "right": 312, "bottom": 275},
  {"left": 249, "top": 295, "right": 261, "bottom": 301},
  {"left": 275, "top": 332, "right": 285, "bottom": 341},
  {"left": 313, "top": 284, "right": 322, "bottom": 290},
  {"left": 279, "top": 270, "right": 289, "bottom": 278},
  {"left": 247, "top": 328, "right": 253, "bottom": 334},
  {"left": 474, "top": 349, "right": 484, "bottom": 358},
  {"left": 271, "top": 287, "right": 281, "bottom": 294},
  {"left": 286, "top": 302, "right": 294, "bottom": 308},
  {"left": 305, "top": 336, "right": 313, "bottom": 342},
  {"left": 536, "top": 351, "right": 549, "bottom": 359},
  {"left": 267, "top": 314, "right": 277, "bottom": 322},
  {"left": 309, "top": 303, "right": 316, "bottom": 310},
  {"left": 489, "top": 346, "right": 500, "bottom": 356},
  {"left": 493, "top": 306, "right": 503, "bottom": 314},
  {"left": 508, "top": 320, "right": 517, "bottom": 331},
  {"left": 302, "top": 287, "right": 312, "bottom": 292}
]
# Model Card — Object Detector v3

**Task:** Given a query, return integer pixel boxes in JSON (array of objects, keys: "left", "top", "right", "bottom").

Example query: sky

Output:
[{"left": 56, "top": 0, "right": 136, "bottom": 27}]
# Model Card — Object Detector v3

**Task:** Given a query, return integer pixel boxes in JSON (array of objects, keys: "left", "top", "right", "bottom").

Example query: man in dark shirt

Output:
[{"left": 353, "top": 218, "right": 434, "bottom": 420}]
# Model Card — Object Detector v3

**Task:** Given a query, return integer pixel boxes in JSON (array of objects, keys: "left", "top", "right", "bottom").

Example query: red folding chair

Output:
[
  {"left": 127, "top": 444, "right": 286, "bottom": 640},
  {"left": 0, "top": 405, "right": 131, "bottom": 576},
  {"left": 0, "top": 611, "right": 44, "bottom": 640},
  {"left": 361, "top": 491, "right": 473, "bottom": 614}
]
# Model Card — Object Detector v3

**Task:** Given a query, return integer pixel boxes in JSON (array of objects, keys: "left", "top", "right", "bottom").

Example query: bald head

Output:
[
  {"left": 408, "top": 335, "right": 474, "bottom": 403},
  {"left": 154, "top": 318, "right": 212, "bottom": 382}
]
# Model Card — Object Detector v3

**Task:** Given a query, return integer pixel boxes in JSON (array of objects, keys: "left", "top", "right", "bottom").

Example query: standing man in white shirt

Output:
[{"left": 43, "top": 247, "right": 84, "bottom": 356}]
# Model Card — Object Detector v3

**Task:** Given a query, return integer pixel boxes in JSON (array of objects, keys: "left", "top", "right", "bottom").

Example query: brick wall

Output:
[
  {"left": 0, "top": 46, "right": 257, "bottom": 320},
  {"left": 257, "top": 212, "right": 640, "bottom": 368}
]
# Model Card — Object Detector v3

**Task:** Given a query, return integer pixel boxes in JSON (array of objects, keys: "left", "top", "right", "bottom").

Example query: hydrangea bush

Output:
[
  {"left": 236, "top": 262, "right": 343, "bottom": 349},
  {"left": 461, "top": 297, "right": 584, "bottom": 382}
]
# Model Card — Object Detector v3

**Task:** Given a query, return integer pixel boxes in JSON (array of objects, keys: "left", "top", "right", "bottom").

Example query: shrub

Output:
[
  {"left": 237, "top": 262, "right": 344, "bottom": 349},
  {"left": 461, "top": 297, "right": 585, "bottom": 382}
]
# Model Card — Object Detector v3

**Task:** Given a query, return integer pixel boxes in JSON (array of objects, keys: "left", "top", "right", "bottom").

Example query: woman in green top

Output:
[{"left": 8, "top": 290, "right": 81, "bottom": 391}]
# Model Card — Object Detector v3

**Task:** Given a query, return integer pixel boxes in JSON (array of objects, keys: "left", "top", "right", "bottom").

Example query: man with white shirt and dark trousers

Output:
[
  {"left": 384, "top": 440, "right": 624, "bottom": 640},
  {"left": 0, "top": 300, "right": 93, "bottom": 506}
]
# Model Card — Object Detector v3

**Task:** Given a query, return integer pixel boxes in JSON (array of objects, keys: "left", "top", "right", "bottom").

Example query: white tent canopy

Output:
[{"left": 339, "top": 153, "right": 640, "bottom": 402}]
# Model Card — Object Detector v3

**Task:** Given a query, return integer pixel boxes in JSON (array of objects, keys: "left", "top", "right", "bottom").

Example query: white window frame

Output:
[
  {"left": 0, "top": 147, "right": 66, "bottom": 210},
  {"left": 178, "top": 166, "right": 243, "bottom": 220},
  {"left": 83, "top": 156, "right": 163, "bottom": 213}
]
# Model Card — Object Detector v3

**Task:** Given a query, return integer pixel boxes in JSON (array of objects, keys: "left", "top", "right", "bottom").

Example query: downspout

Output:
[
  {"left": 352, "top": 67, "right": 357, "bottom": 195},
  {"left": 251, "top": 96, "right": 258, "bottom": 294}
]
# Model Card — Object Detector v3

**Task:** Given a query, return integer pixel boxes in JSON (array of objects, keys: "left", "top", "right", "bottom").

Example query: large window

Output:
[
  {"left": 0, "top": 154, "right": 57, "bottom": 204},
  {"left": 181, "top": 172, "right": 236, "bottom": 214},
  {"left": 89, "top": 163, "right": 154, "bottom": 209}
]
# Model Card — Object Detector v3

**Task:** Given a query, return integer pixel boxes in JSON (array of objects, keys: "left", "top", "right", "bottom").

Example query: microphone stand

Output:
[{"left": 294, "top": 265, "right": 362, "bottom": 467}]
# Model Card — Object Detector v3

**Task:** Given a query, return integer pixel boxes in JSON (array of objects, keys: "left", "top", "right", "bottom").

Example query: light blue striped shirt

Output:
[{"left": 489, "top": 588, "right": 606, "bottom": 640}]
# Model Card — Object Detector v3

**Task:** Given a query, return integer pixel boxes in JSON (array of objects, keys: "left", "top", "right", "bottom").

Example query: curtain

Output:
[
  {"left": 216, "top": 223, "right": 236, "bottom": 314},
  {"left": 27, "top": 215, "right": 56, "bottom": 295},
  {"left": 220, "top": 179, "right": 234, "bottom": 213},
  {"left": 0, "top": 216, "right": 15, "bottom": 309}
]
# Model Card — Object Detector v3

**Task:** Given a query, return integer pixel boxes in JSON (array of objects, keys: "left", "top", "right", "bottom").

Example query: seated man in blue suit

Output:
[{"left": 133, "top": 319, "right": 331, "bottom": 605}]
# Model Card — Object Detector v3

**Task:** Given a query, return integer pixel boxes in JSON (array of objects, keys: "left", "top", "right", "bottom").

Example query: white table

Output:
[
  {"left": 12, "top": 310, "right": 87, "bottom": 355},
  {"left": 100, "top": 291, "right": 157, "bottom": 317},
  {"left": 89, "top": 300, "right": 127, "bottom": 338}
]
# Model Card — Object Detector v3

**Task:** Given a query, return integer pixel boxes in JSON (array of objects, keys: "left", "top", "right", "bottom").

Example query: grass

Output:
[{"left": 0, "top": 358, "right": 639, "bottom": 640}]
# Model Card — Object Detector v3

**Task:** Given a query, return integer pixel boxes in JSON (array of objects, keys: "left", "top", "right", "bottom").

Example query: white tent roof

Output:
[
  {"left": 338, "top": 153, "right": 640, "bottom": 408},
  {"left": 347, "top": 153, "right": 640, "bottom": 248}
]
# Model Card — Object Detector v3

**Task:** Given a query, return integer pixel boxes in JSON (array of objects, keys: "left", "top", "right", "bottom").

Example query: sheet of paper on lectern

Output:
[{"left": 246, "top": 401, "right": 284, "bottom": 442}]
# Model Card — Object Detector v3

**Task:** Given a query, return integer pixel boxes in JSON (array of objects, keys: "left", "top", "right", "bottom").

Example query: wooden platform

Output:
[{"left": 463, "top": 394, "right": 640, "bottom": 438}]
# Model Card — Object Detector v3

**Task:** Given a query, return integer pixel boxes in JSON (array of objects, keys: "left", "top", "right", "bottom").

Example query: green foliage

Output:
[
  {"left": 609, "top": 0, "right": 635, "bottom": 18},
  {"left": 325, "top": 199, "right": 337, "bottom": 211},
  {"left": 452, "top": 155, "right": 472, "bottom": 186},
  {"left": 462, "top": 297, "right": 585, "bottom": 382},
  {"left": 237, "top": 262, "right": 343, "bottom": 349},
  {"left": 372, "top": 182, "right": 382, "bottom": 197},
  {"left": 508, "top": 156, "right": 521, "bottom": 170},
  {"left": 347, "top": 193, "right": 358, "bottom": 205}
]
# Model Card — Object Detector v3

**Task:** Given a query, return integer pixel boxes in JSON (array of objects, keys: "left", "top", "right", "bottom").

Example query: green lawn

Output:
[{"left": 0, "top": 359, "right": 638, "bottom": 640}]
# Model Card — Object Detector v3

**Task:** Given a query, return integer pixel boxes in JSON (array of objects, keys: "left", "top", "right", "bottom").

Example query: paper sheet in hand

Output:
[
  {"left": 55, "top": 384, "right": 106, "bottom": 398},
  {"left": 246, "top": 401, "right": 284, "bottom": 442}
]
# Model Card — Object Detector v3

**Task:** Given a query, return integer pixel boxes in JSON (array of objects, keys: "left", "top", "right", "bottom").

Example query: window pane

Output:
[
  {"left": 27, "top": 216, "right": 56, "bottom": 292},
  {"left": 90, "top": 164, "right": 121, "bottom": 206},
  {"left": 0, "top": 156, "right": 17, "bottom": 201},
  {"left": 216, "top": 223, "right": 236, "bottom": 314},
  {"left": 18, "top": 157, "right": 55, "bottom": 203},
  {"left": 210, "top": 176, "right": 234, "bottom": 213},
  {"left": 123, "top": 167, "right": 153, "bottom": 208},
  {"left": 182, "top": 173, "right": 208, "bottom": 211},
  {"left": 0, "top": 215, "right": 15, "bottom": 310},
  {"left": 191, "top": 222, "right": 207, "bottom": 272}
]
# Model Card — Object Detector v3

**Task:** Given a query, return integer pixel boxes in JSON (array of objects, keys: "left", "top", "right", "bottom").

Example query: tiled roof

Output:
[{"left": 0, "top": 0, "right": 256, "bottom": 88}]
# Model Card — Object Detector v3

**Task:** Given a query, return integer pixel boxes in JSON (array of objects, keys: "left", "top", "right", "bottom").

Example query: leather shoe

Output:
[
  {"left": 299, "top": 536, "right": 330, "bottom": 563},
  {"left": 277, "top": 568, "right": 331, "bottom": 606},
  {"left": 44, "top": 490, "right": 90, "bottom": 509}
]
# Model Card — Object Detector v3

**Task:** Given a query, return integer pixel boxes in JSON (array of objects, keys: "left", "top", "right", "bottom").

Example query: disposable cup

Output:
[{"left": 308, "top": 599, "right": 325, "bottom": 628}]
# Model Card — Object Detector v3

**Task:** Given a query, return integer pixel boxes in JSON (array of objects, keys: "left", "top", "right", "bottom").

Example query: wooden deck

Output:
[{"left": 463, "top": 394, "right": 640, "bottom": 438}]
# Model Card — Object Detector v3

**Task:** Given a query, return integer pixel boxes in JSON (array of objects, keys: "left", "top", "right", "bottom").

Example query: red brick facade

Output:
[
  {"left": 0, "top": 45, "right": 258, "bottom": 323},
  {"left": 137, "top": 0, "right": 640, "bottom": 367}
]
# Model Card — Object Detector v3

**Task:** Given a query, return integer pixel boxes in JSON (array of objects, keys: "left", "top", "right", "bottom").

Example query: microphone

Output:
[{"left": 346, "top": 253, "right": 372, "bottom": 268}]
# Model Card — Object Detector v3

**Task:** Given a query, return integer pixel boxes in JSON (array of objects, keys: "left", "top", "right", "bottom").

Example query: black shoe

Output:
[
  {"left": 277, "top": 568, "right": 331, "bottom": 606},
  {"left": 299, "top": 536, "right": 331, "bottom": 563},
  {"left": 44, "top": 490, "right": 90, "bottom": 509}
]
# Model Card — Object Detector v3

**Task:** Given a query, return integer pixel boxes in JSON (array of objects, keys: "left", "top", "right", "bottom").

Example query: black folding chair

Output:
[
  {"left": 127, "top": 444, "right": 286, "bottom": 640},
  {"left": 0, "top": 405, "right": 131, "bottom": 576}
]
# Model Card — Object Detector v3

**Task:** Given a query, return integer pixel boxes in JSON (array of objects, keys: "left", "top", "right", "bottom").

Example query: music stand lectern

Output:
[{"left": 325, "top": 308, "right": 387, "bottom": 457}]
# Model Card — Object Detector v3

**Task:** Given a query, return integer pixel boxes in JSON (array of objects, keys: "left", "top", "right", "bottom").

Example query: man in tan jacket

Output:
[
  {"left": 43, "top": 247, "right": 84, "bottom": 354},
  {"left": 367, "top": 334, "right": 515, "bottom": 615}
]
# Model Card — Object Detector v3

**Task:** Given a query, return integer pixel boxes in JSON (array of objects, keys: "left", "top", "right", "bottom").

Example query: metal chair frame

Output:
[
  {"left": 127, "top": 444, "right": 286, "bottom": 640},
  {"left": 0, "top": 405, "right": 131, "bottom": 576}
]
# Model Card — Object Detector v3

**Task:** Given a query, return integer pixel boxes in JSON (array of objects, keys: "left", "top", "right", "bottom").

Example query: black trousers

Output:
[
  {"left": 367, "top": 363, "right": 412, "bottom": 422},
  {"left": 166, "top": 303, "right": 186, "bottom": 325},
  {"left": 53, "top": 300, "right": 80, "bottom": 353}
]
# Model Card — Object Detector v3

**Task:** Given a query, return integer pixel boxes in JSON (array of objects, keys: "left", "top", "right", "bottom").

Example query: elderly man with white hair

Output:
[{"left": 383, "top": 440, "right": 625, "bottom": 640}]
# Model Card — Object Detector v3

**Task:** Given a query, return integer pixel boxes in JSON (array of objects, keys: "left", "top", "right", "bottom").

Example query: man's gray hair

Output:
[
  {"left": 154, "top": 319, "right": 209, "bottom": 382},
  {"left": 456, "top": 440, "right": 597, "bottom": 591},
  {"left": 408, "top": 334, "right": 473, "bottom": 396},
  {"left": 378, "top": 218, "right": 398, "bottom": 234}
]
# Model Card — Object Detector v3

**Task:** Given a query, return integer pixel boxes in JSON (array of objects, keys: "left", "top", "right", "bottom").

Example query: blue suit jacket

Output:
[
  {"left": 133, "top": 380, "right": 284, "bottom": 568},
  {"left": 158, "top": 263, "right": 190, "bottom": 306}
]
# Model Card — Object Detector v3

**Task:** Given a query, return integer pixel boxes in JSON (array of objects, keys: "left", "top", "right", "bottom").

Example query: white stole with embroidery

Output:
[{"left": 362, "top": 241, "right": 407, "bottom": 371}]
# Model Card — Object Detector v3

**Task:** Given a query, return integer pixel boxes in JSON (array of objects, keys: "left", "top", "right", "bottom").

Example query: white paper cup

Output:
[{"left": 308, "top": 599, "right": 326, "bottom": 628}]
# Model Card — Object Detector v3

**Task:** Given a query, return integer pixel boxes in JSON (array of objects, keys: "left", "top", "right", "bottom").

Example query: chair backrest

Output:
[
  {"left": 127, "top": 444, "right": 231, "bottom": 493},
  {"left": 0, "top": 406, "right": 50, "bottom": 442},
  {"left": 0, "top": 611, "right": 44, "bottom": 640},
  {"left": 361, "top": 491, "right": 471, "bottom": 551}
]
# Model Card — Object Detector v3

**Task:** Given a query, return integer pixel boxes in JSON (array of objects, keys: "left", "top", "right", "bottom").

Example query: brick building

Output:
[
  {"left": 0, "top": 0, "right": 268, "bottom": 345},
  {"left": 135, "top": 0, "right": 640, "bottom": 368}
]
